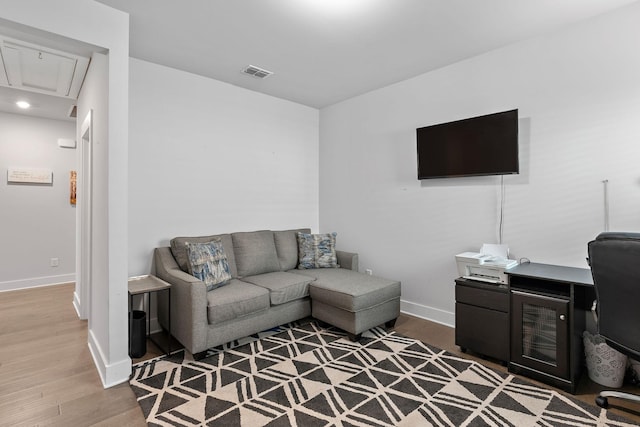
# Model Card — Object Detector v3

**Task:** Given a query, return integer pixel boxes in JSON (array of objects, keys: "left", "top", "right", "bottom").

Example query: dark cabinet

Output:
[
  {"left": 510, "top": 290, "right": 570, "bottom": 380},
  {"left": 455, "top": 279, "right": 509, "bottom": 363},
  {"left": 507, "top": 263, "right": 592, "bottom": 394}
]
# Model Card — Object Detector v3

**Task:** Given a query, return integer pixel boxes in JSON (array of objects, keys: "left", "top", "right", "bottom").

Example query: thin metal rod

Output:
[{"left": 602, "top": 179, "right": 609, "bottom": 232}]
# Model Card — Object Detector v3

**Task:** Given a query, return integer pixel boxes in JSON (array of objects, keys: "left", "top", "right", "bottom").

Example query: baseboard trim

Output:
[
  {"left": 73, "top": 289, "right": 89, "bottom": 320},
  {"left": 88, "top": 328, "right": 131, "bottom": 388},
  {"left": 400, "top": 299, "right": 455, "bottom": 328},
  {"left": 0, "top": 274, "right": 75, "bottom": 292}
]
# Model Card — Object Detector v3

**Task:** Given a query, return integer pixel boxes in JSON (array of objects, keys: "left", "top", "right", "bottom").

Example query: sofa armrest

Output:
[
  {"left": 154, "top": 247, "right": 207, "bottom": 354},
  {"left": 337, "top": 250, "right": 359, "bottom": 271}
]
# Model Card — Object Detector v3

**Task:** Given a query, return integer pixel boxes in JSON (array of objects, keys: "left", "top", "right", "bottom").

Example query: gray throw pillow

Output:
[
  {"left": 297, "top": 232, "right": 338, "bottom": 269},
  {"left": 185, "top": 240, "right": 232, "bottom": 291},
  {"left": 170, "top": 234, "right": 237, "bottom": 277},
  {"left": 170, "top": 234, "right": 219, "bottom": 272}
]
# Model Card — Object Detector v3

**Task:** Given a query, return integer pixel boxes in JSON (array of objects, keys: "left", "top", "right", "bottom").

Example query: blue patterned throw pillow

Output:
[
  {"left": 297, "top": 232, "right": 338, "bottom": 269},
  {"left": 185, "top": 239, "right": 232, "bottom": 291}
]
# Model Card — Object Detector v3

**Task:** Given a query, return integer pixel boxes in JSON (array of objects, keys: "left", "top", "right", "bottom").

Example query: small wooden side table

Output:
[{"left": 128, "top": 275, "right": 172, "bottom": 357}]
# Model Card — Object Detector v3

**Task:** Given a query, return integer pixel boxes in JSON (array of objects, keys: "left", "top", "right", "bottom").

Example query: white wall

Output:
[
  {"left": 0, "top": 112, "right": 76, "bottom": 290},
  {"left": 0, "top": 0, "right": 130, "bottom": 387},
  {"left": 319, "top": 3, "right": 640, "bottom": 326},
  {"left": 76, "top": 50, "right": 111, "bottom": 367},
  {"left": 128, "top": 58, "right": 320, "bottom": 275}
]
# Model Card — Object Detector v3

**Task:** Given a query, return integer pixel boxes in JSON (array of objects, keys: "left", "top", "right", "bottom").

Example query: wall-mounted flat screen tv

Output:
[{"left": 416, "top": 109, "right": 519, "bottom": 179}]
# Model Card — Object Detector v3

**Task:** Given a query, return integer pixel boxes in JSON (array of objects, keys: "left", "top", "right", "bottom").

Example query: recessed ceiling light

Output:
[{"left": 16, "top": 101, "right": 31, "bottom": 109}]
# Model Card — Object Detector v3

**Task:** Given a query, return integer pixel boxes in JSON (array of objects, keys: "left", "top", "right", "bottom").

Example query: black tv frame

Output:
[{"left": 416, "top": 109, "right": 519, "bottom": 180}]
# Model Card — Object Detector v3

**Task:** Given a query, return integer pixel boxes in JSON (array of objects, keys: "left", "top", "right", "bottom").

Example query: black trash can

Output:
[{"left": 129, "top": 310, "right": 146, "bottom": 358}]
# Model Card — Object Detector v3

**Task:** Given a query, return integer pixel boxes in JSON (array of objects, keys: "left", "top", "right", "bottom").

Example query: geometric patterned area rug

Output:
[{"left": 130, "top": 320, "right": 637, "bottom": 426}]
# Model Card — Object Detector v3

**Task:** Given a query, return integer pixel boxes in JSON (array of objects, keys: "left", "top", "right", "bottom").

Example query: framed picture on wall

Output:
[
  {"left": 7, "top": 167, "right": 53, "bottom": 184},
  {"left": 70, "top": 171, "right": 77, "bottom": 205}
]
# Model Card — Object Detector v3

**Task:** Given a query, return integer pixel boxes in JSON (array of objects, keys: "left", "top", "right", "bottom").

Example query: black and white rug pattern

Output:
[{"left": 130, "top": 321, "right": 636, "bottom": 426}]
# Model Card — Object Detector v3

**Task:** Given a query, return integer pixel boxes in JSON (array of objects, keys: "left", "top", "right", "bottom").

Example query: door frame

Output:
[{"left": 75, "top": 109, "right": 93, "bottom": 320}]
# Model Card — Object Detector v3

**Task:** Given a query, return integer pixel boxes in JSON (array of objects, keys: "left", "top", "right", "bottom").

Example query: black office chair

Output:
[{"left": 588, "top": 232, "right": 640, "bottom": 409}]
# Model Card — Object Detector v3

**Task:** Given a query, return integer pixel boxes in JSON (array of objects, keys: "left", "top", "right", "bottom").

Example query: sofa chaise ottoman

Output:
[{"left": 295, "top": 268, "right": 401, "bottom": 341}]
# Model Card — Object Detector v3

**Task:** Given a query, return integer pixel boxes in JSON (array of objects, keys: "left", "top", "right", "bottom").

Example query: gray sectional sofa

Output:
[{"left": 154, "top": 228, "right": 401, "bottom": 358}]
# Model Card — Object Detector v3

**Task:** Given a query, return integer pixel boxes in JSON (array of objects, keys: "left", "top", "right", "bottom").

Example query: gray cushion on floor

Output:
[
  {"left": 308, "top": 269, "right": 401, "bottom": 312},
  {"left": 274, "top": 228, "right": 310, "bottom": 271},
  {"left": 243, "top": 271, "right": 314, "bottom": 305},
  {"left": 232, "top": 230, "right": 280, "bottom": 277},
  {"left": 170, "top": 233, "right": 238, "bottom": 278},
  {"left": 206, "top": 279, "right": 270, "bottom": 325}
]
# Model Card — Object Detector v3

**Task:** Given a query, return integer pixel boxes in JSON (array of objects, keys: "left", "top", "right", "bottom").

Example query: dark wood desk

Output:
[
  {"left": 456, "top": 262, "right": 595, "bottom": 393},
  {"left": 506, "top": 262, "right": 593, "bottom": 288}
]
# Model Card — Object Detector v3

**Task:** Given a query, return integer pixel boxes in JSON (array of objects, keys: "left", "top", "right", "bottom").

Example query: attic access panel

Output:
[
  {"left": 0, "top": 50, "right": 7, "bottom": 86},
  {"left": 0, "top": 36, "right": 90, "bottom": 99}
]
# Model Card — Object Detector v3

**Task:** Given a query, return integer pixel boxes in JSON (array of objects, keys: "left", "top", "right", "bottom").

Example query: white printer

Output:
[{"left": 455, "top": 250, "right": 518, "bottom": 284}]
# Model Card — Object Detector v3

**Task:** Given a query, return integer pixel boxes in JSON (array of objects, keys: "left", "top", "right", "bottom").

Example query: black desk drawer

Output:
[
  {"left": 455, "top": 302, "right": 509, "bottom": 361},
  {"left": 456, "top": 283, "right": 508, "bottom": 312}
]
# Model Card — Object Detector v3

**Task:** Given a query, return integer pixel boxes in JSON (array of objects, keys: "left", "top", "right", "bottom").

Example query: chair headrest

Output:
[{"left": 593, "top": 232, "right": 640, "bottom": 242}]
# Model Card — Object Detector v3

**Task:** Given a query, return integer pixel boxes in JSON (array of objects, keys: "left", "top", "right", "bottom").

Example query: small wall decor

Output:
[
  {"left": 7, "top": 167, "right": 53, "bottom": 184},
  {"left": 70, "top": 170, "right": 77, "bottom": 205}
]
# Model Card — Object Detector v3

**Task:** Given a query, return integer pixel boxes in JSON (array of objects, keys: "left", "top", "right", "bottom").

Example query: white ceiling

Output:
[
  {"left": 0, "top": 0, "right": 637, "bottom": 121},
  {"left": 0, "top": 18, "right": 101, "bottom": 121},
  {"left": 95, "top": 0, "right": 638, "bottom": 108},
  {"left": 0, "top": 85, "right": 77, "bottom": 120}
]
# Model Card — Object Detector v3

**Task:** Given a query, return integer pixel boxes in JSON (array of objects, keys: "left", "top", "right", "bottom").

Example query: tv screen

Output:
[{"left": 416, "top": 109, "right": 519, "bottom": 179}]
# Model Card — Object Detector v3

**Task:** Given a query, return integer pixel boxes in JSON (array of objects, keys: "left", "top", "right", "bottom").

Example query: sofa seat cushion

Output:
[
  {"left": 232, "top": 231, "right": 280, "bottom": 277},
  {"left": 308, "top": 269, "right": 401, "bottom": 312},
  {"left": 291, "top": 269, "right": 318, "bottom": 280},
  {"left": 206, "top": 279, "right": 270, "bottom": 325},
  {"left": 242, "top": 272, "right": 314, "bottom": 305}
]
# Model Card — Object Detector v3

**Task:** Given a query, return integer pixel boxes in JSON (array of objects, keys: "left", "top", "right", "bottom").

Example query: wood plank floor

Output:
[
  {"left": 0, "top": 283, "right": 147, "bottom": 427},
  {"left": 2, "top": 283, "right": 639, "bottom": 425}
]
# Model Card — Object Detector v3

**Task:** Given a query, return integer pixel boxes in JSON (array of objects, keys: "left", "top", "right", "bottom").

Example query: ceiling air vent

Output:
[{"left": 241, "top": 65, "right": 273, "bottom": 79}]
